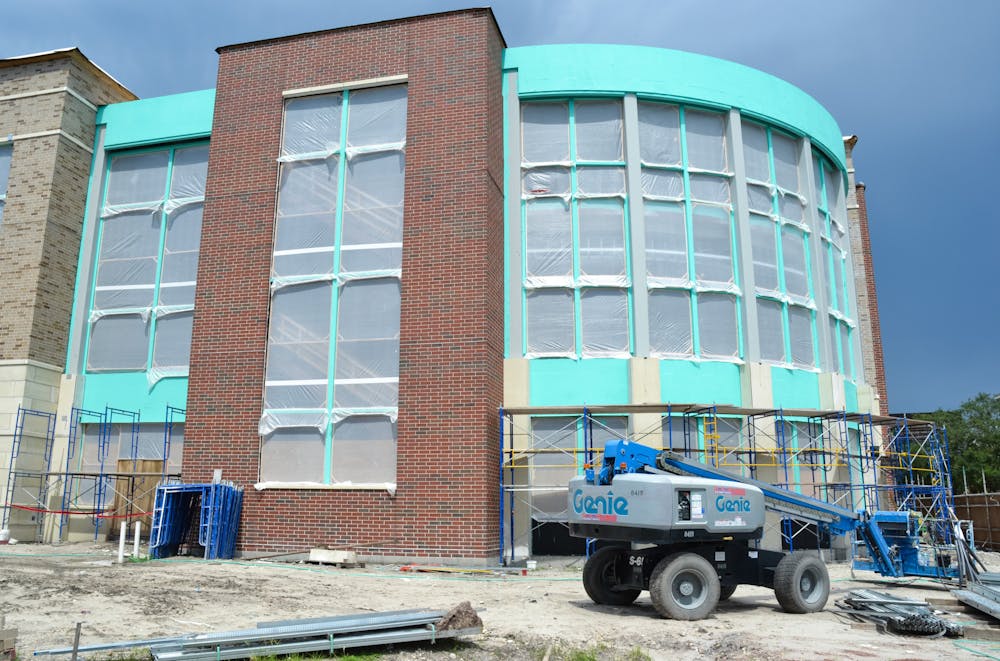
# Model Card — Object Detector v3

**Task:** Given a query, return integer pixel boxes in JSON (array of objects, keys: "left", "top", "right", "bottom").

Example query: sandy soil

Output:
[{"left": 1, "top": 543, "right": 997, "bottom": 661}]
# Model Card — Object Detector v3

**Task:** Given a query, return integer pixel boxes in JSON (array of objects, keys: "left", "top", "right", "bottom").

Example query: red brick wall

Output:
[
  {"left": 185, "top": 9, "right": 506, "bottom": 559},
  {"left": 854, "top": 182, "right": 889, "bottom": 412}
]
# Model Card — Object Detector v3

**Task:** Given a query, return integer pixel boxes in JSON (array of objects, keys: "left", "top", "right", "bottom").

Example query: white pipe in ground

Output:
[
  {"left": 133, "top": 521, "right": 141, "bottom": 559},
  {"left": 118, "top": 522, "right": 126, "bottom": 564}
]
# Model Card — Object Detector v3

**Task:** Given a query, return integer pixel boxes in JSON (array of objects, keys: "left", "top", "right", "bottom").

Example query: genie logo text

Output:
[
  {"left": 572, "top": 489, "right": 629, "bottom": 522},
  {"left": 714, "top": 485, "right": 752, "bottom": 513}
]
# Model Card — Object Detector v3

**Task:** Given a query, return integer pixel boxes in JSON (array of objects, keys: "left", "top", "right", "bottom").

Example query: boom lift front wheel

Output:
[
  {"left": 649, "top": 552, "right": 721, "bottom": 620},
  {"left": 582, "top": 547, "right": 641, "bottom": 606}
]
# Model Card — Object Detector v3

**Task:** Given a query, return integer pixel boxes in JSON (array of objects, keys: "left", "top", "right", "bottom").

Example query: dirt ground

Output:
[{"left": 2, "top": 543, "right": 999, "bottom": 661}]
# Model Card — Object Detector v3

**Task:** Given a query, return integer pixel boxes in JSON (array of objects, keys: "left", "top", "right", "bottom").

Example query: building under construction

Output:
[{"left": 1, "top": 8, "right": 941, "bottom": 562}]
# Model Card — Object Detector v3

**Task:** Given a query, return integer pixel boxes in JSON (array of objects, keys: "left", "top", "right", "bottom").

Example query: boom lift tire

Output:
[
  {"left": 649, "top": 552, "right": 721, "bottom": 620},
  {"left": 773, "top": 553, "right": 830, "bottom": 613},
  {"left": 719, "top": 584, "right": 738, "bottom": 601},
  {"left": 582, "top": 547, "right": 641, "bottom": 606}
]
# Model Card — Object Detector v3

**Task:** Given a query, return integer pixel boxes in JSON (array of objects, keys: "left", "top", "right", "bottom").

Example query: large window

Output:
[
  {"left": 640, "top": 102, "right": 738, "bottom": 359},
  {"left": 86, "top": 144, "right": 208, "bottom": 381},
  {"left": 521, "top": 100, "right": 630, "bottom": 357},
  {"left": 260, "top": 83, "right": 407, "bottom": 486},
  {"left": 813, "top": 153, "right": 855, "bottom": 376},
  {"left": 742, "top": 122, "right": 816, "bottom": 368},
  {"left": 0, "top": 143, "right": 11, "bottom": 226}
]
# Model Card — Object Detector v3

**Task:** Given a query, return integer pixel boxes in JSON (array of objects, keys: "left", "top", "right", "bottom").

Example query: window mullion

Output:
[
  {"left": 146, "top": 148, "right": 175, "bottom": 371},
  {"left": 568, "top": 101, "right": 582, "bottom": 357},
  {"left": 679, "top": 106, "right": 700, "bottom": 356},
  {"left": 325, "top": 90, "right": 351, "bottom": 484}
]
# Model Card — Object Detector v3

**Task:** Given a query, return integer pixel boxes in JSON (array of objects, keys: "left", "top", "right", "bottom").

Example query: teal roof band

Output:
[
  {"left": 97, "top": 88, "right": 216, "bottom": 149},
  {"left": 503, "top": 45, "right": 847, "bottom": 171}
]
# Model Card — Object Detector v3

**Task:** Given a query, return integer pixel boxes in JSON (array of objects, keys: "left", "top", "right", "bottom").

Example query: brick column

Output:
[{"left": 185, "top": 9, "right": 506, "bottom": 559}]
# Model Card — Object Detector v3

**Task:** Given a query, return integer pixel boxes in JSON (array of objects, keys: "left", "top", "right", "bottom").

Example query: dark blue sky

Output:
[{"left": 3, "top": 1, "right": 997, "bottom": 412}]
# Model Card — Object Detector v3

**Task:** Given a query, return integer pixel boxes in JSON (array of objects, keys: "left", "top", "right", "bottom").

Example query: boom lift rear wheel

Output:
[
  {"left": 582, "top": 546, "right": 641, "bottom": 606},
  {"left": 649, "top": 552, "right": 720, "bottom": 620},
  {"left": 773, "top": 553, "right": 830, "bottom": 613}
]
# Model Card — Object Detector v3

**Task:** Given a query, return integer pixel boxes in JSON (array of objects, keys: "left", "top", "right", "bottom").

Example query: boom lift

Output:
[{"left": 568, "top": 439, "right": 970, "bottom": 620}]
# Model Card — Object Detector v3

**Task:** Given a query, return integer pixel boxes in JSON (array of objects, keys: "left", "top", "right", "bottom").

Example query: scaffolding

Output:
[
  {"left": 2, "top": 404, "right": 184, "bottom": 542},
  {"left": 498, "top": 403, "right": 955, "bottom": 564}
]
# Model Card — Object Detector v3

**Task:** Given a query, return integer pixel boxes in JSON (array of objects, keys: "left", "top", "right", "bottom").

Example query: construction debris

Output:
[
  {"left": 33, "top": 606, "right": 482, "bottom": 659},
  {"left": 0, "top": 616, "right": 16, "bottom": 661},
  {"left": 437, "top": 601, "right": 482, "bottom": 631},
  {"left": 307, "top": 548, "right": 365, "bottom": 568},
  {"left": 835, "top": 589, "right": 964, "bottom": 637},
  {"left": 953, "top": 572, "right": 1000, "bottom": 620}
]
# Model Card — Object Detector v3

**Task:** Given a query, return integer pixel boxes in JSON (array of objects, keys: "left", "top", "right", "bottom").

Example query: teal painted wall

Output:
[
  {"left": 771, "top": 367, "right": 821, "bottom": 409},
  {"left": 529, "top": 359, "right": 630, "bottom": 406},
  {"left": 844, "top": 379, "right": 859, "bottom": 412},
  {"left": 98, "top": 88, "right": 215, "bottom": 149},
  {"left": 81, "top": 374, "right": 188, "bottom": 421},
  {"left": 661, "top": 360, "right": 742, "bottom": 406},
  {"left": 503, "top": 45, "right": 847, "bottom": 171}
]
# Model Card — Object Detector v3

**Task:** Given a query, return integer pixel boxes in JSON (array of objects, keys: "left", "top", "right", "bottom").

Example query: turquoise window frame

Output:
[
  {"left": 82, "top": 139, "right": 208, "bottom": 377},
  {"left": 0, "top": 142, "right": 12, "bottom": 226}
]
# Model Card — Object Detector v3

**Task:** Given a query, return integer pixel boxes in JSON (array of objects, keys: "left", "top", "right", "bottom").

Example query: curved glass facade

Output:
[{"left": 504, "top": 45, "right": 864, "bottom": 413}]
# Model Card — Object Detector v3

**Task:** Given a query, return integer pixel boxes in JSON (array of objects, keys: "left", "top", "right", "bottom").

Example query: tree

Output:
[{"left": 924, "top": 393, "right": 1000, "bottom": 493}]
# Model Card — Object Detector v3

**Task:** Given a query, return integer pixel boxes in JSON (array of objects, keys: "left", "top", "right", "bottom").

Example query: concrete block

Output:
[{"left": 308, "top": 549, "right": 359, "bottom": 565}]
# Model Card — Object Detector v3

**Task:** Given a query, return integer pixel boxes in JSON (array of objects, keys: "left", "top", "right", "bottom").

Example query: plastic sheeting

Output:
[
  {"left": 741, "top": 122, "right": 770, "bottom": 182},
  {"left": 831, "top": 246, "right": 846, "bottom": 312},
  {"left": 649, "top": 289, "right": 692, "bottom": 355},
  {"left": 282, "top": 93, "right": 342, "bottom": 158},
  {"left": 781, "top": 227, "right": 809, "bottom": 300},
  {"left": 89, "top": 145, "right": 207, "bottom": 375},
  {"left": 525, "top": 199, "right": 572, "bottom": 281},
  {"left": 576, "top": 166, "right": 625, "bottom": 197},
  {"left": 697, "top": 293, "right": 738, "bottom": 358},
  {"left": 341, "top": 151, "right": 405, "bottom": 272},
  {"left": 771, "top": 131, "right": 800, "bottom": 193},
  {"left": 746, "top": 183, "right": 772, "bottom": 214},
  {"left": 93, "top": 210, "right": 160, "bottom": 310},
  {"left": 331, "top": 415, "right": 396, "bottom": 485},
  {"left": 522, "top": 167, "right": 570, "bottom": 197},
  {"left": 641, "top": 168, "right": 683, "bottom": 199},
  {"left": 522, "top": 102, "right": 569, "bottom": 163},
  {"left": 264, "top": 87, "right": 407, "bottom": 485},
  {"left": 575, "top": 100, "right": 623, "bottom": 162},
  {"left": 106, "top": 151, "right": 170, "bottom": 206},
  {"left": 692, "top": 204, "right": 733, "bottom": 284},
  {"left": 159, "top": 204, "right": 202, "bottom": 307},
  {"left": 645, "top": 202, "right": 688, "bottom": 282},
  {"left": 581, "top": 288, "right": 629, "bottom": 356},
  {"left": 750, "top": 216, "right": 778, "bottom": 292},
  {"left": 347, "top": 85, "right": 407, "bottom": 149},
  {"left": 526, "top": 288, "right": 575, "bottom": 355},
  {"left": 689, "top": 174, "right": 730, "bottom": 204},
  {"left": 263, "top": 281, "right": 332, "bottom": 409},
  {"left": 88, "top": 313, "right": 149, "bottom": 371},
  {"left": 150, "top": 309, "right": 193, "bottom": 379},
  {"left": 0, "top": 143, "right": 11, "bottom": 194},
  {"left": 779, "top": 192, "right": 805, "bottom": 224},
  {"left": 578, "top": 200, "right": 625, "bottom": 280},
  {"left": 333, "top": 278, "right": 400, "bottom": 409},
  {"left": 757, "top": 298, "right": 785, "bottom": 362},
  {"left": 260, "top": 428, "right": 326, "bottom": 483},
  {"left": 685, "top": 110, "right": 727, "bottom": 172},
  {"left": 529, "top": 416, "right": 579, "bottom": 519},
  {"left": 788, "top": 305, "right": 814, "bottom": 367},
  {"left": 637, "top": 101, "right": 681, "bottom": 166}
]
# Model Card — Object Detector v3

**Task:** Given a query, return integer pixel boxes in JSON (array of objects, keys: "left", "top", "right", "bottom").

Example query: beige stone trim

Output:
[
  {"left": 0, "top": 86, "right": 98, "bottom": 111},
  {"left": 283, "top": 74, "right": 408, "bottom": 98},
  {"left": 6, "top": 129, "right": 92, "bottom": 154}
]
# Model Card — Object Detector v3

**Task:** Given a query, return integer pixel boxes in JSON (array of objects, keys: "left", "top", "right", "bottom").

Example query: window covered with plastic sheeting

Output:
[
  {"left": 86, "top": 143, "right": 208, "bottom": 380},
  {"left": 637, "top": 101, "right": 738, "bottom": 361},
  {"left": 261, "top": 84, "right": 407, "bottom": 486},
  {"left": 0, "top": 143, "right": 11, "bottom": 227},
  {"left": 520, "top": 98, "right": 630, "bottom": 358},
  {"left": 529, "top": 416, "right": 580, "bottom": 521},
  {"left": 812, "top": 151, "right": 855, "bottom": 376},
  {"left": 741, "top": 121, "right": 815, "bottom": 368}
]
